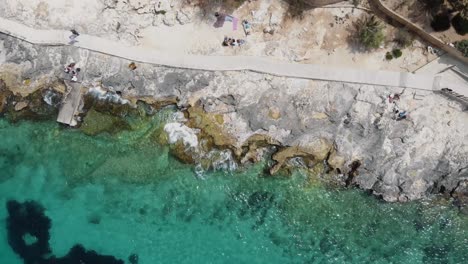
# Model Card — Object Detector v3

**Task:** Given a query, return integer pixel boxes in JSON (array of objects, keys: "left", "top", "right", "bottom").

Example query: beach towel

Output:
[
  {"left": 232, "top": 17, "right": 238, "bottom": 30},
  {"left": 213, "top": 14, "right": 238, "bottom": 30}
]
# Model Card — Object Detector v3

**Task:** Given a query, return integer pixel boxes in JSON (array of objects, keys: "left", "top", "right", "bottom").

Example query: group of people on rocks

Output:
[
  {"left": 222, "top": 37, "right": 246, "bottom": 47},
  {"left": 215, "top": 12, "right": 250, "bottom": 47},
  {"left": 64, "top": 63, "right": 81, "bottom": 82},
  {"left": 388, "top": 92, "right": 408, "bottom": 121}
]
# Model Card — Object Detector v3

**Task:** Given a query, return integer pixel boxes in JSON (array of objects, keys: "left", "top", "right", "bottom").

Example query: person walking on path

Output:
[{"left": 69, "top": 29, "right": 79, "bottom": 44}]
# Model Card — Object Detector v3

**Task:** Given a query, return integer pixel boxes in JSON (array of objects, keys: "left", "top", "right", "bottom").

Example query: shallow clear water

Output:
[{"left": 1, "top": 115, "right": 467, "bottom": 264}]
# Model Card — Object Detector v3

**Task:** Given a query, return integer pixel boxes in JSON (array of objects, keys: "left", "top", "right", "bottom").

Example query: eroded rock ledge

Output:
[{"left": 0, "top": 34, "right": 467, "bottom": 208}]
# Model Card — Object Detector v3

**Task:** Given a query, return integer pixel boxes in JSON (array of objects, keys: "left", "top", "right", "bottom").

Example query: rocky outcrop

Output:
[
  {"left": 270, "top": 139, "right": 333, "bottom": 175},
  {"left": 1, "top": 34, "right": 467, "bottom": 206}
]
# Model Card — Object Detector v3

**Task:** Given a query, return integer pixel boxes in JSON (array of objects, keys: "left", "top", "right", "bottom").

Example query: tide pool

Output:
[{"left": 0, "top": 116, "right": 467, "bottom": 264}]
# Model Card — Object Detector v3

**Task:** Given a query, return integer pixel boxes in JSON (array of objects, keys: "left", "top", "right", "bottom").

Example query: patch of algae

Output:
[
  {"left": 187, "top": 103, "right": 236, "bottom": 151},
  {"left": 270, "top": 139, "right": 333, "bottom": 175},
  {"left": 169, "top": 141, "right": 196, "bottom": 164},
  {"left": 305, "top": 162, "right": 325, "bottom": 187},
  {"left": 82, "top": 95, "right": 134, "bottom": 118},
  {"left": 80, "top": 108, "right": 132, "bottom": 136},
  {"left": 150, "top": 124, "right": 169, "bottom": 145},
  {"left": 132, "top": 96, "right": 178, "bottom": 110},
  {"left": 0, "top": 66, "right": 21, "bottom": 93},
  {"left": 0, "top": 79, "right": 12, "bottom": 113}
]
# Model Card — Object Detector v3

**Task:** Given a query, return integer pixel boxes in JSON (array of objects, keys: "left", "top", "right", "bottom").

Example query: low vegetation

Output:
[
  {"left": 395, "top": 29, "right": 414, "bottom": 48},
  {"left": 385, "top": 49, "right": 403, "bottom": 60},
  {"left": 454, "top": 40, "right": 468, "bottom": 56},
  {"left": 353, "top": 15, "right": 385, "bottom": 50},
  {"left": 352, "top": 0, "right": 362, "bottom": 7},
  {"left": 392, "top": 48, "right": 403, "bottom": 58},
  {"left": 386, "top": 52, "right": 393, "bottom": 60}
]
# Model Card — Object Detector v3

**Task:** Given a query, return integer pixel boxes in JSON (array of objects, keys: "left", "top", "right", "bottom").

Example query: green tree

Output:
[
  {"left": 448, "top": 0, "right": 468, "bottom": 10},
  {"left": 450, "top": 0, "right": 468, "bottom": 34},
  {"left": 354, "top": 15, "right": 385, "bottom": 50}
]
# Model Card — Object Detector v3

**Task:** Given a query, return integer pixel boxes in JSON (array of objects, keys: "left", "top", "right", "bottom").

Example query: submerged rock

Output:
[
  {"left": 187, "top": 102, "right": 237, "bottom": 151},
  {"left": 269, "top": 138, "right": 333, "bottom": 175},
  {"left": 80, "top": 108, "right": 132, "bottom": 136},
  {"left": 169, "top": 140, "right": 196, "bottom": 164},
  {"left": 14, "top": 101, "right": 28, "bottom": 111},
  {"left": 452, "top": 180, "right": 468, "bottom": 215},
  {"left": 128, "top": 254, "right": 139, "bottom": 264}
]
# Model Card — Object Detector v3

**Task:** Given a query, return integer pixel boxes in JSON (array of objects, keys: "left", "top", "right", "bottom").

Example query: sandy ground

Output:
[{"left": 0, "top": 0, "right": 441, "bottom": 72}]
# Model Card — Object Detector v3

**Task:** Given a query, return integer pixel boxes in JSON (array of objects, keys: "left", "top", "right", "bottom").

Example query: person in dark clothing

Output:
[{"left": 69, "top": 29, "right": 80, "bottom": 44}]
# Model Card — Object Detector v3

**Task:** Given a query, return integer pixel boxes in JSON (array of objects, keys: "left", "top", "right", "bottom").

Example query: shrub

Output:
[
  {"left": 354, "top": 15, "right": 385, "bottom": 50},
  {"left": 448, "top": 0, "right": 468, "bottom": 11},
  {"left": 385, "top": 52, "right": 393, "bottom": 60},
  {"left": 196, "top": 0, "right": 246, "bottom": 13},
  {"left": 454, "top": 40, "right": 468, "bottom": 56},
  {"left": 420, "top": 0, "right": 445, "bottom": 11},
  {"left": 392, "top": 49, "right": 403, "bottom": 58},
  {"left": 395, "top": 29, "right": 414, "bottom": 47},
  {"left": 452, "top": 12, "right": 468, "bottom": 35},
  {"left": 431, "top": 13, "right": 452, "bottom": 31},
  {"left": 352, "top": 0, "right": 362, "bottom": 7}
]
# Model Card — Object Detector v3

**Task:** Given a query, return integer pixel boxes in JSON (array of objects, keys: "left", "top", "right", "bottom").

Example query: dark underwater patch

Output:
[
  {"left": 6, "top": 200, "right": 52, "bottom": 264},
  {"left": 6, "top": 199, "right": 126, "bottom": 264}
]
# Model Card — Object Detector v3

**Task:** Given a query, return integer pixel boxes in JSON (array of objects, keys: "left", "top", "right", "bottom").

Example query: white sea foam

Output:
[
  {"left": 170, "top": 111, "right": 187, "bottom": 122},
  {"left": 88, "top": 86, "right": 129, "bottom": 104},
  {"left": 164, "top": 123, "right": 198, "bottom": 148},
  {"left": 210, "top": 149, "right": 237, "bottom": 171},
  {"left": 194, "top": 164, "right": 206, "bottom": 179},
  {"left": 43, "top": 90, "right": 58, "bottom": 106}
]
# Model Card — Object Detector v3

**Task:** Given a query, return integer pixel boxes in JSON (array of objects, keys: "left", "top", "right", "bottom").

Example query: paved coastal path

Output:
[{"left": 0, "top": 17, "right": 439, "bottom": 91}]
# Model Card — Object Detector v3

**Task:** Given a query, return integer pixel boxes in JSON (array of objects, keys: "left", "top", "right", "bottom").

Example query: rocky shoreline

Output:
[{"left": 1, "top": 33, "right": 467, "bottom": 211}]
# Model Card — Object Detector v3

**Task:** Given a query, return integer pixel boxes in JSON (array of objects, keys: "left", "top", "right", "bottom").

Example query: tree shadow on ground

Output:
[
  {"left": 284, "top": 0, "right": 346, "bottom": 18},
  {"left": 195, "top": 0, "right": 247, "bottom": 14},
  {"left": 195, "top": 0, "right": 346, "bottom": 19}
]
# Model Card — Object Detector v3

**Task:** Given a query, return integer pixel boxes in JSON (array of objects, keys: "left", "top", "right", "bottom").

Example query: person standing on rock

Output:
[
  {"left": 64, "top": 63, "right": 75, "bottom": 73},
  {"left": 71, "top": 68, "right": 81, "bottom": 82},
  {"left": 69, "top": 29, "right": 79, "bottom": 44}
]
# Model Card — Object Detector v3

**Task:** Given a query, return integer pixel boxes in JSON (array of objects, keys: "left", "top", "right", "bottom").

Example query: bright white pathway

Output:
[{"left": 0, "top": 17, "right": 442, "bottom": 91}]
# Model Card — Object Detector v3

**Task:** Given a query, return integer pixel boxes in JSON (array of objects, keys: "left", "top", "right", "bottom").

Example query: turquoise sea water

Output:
[{"left": 1, "top": 113, "right": 468, "bottom": 263}]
